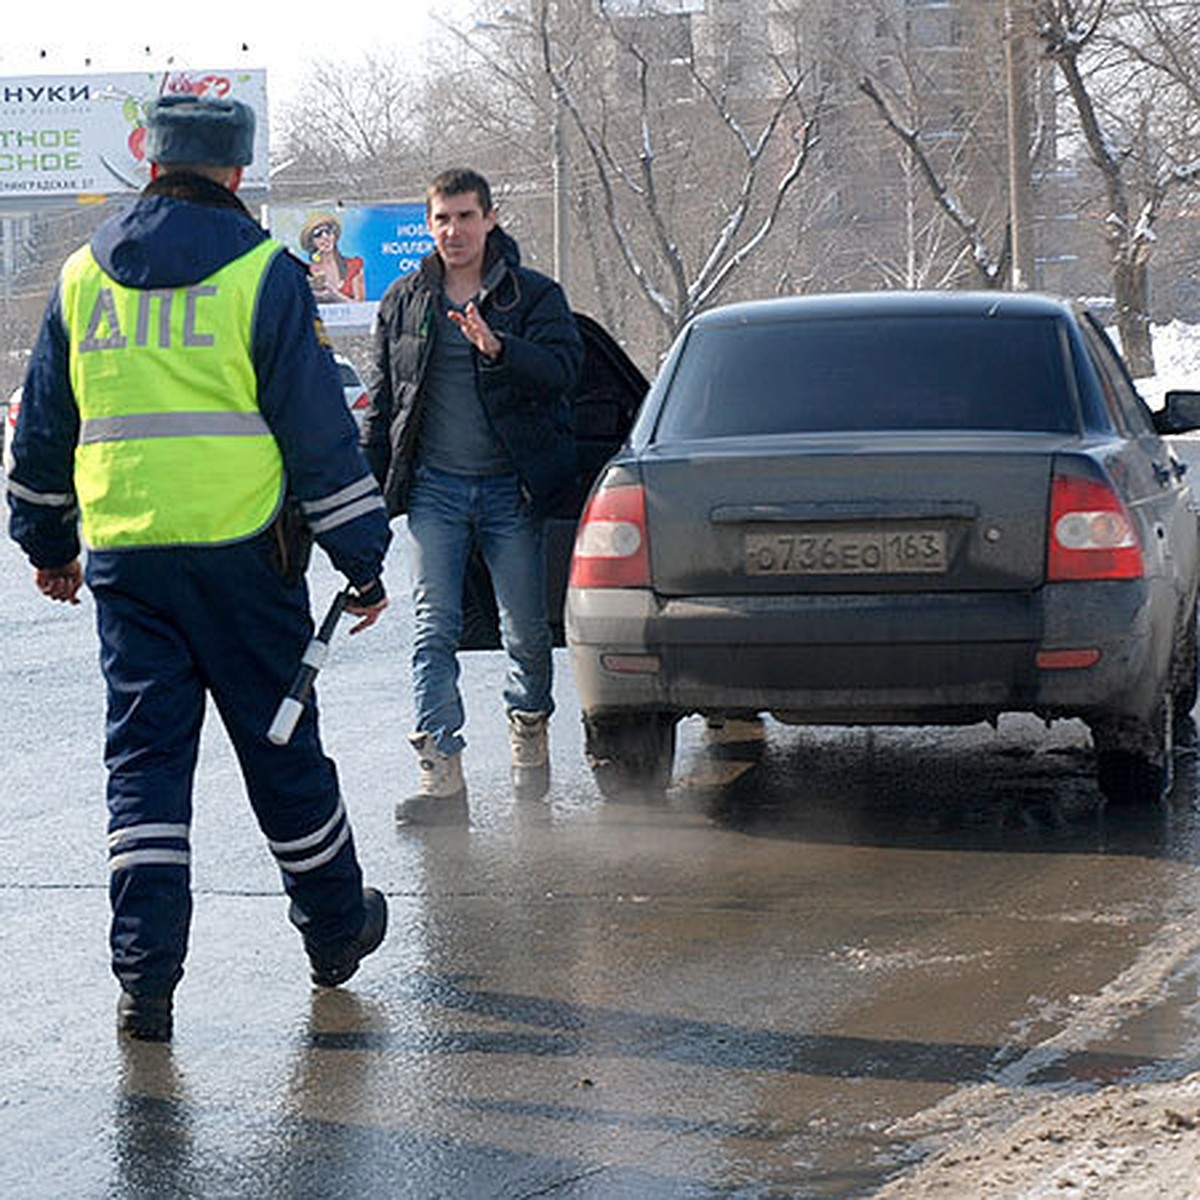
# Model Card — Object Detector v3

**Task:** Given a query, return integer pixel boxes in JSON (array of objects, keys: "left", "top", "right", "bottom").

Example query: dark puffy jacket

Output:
[{"left": 361, "top": 227, "right": 584, "bottom": 517}]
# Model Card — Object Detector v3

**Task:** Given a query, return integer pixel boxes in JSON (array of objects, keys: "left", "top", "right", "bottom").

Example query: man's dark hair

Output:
[{"left": 427, "top": 167, "right": 493, "bottom": 216}]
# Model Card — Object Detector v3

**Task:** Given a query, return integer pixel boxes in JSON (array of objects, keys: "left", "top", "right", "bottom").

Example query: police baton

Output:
[{"left": 267, "top": 589, "right": 351, "bottom": 746}]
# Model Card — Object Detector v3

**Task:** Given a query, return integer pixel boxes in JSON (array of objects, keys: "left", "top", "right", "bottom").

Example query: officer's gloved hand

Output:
[{"left": 345, "top": 578, "right": 387, "bottom": 634}]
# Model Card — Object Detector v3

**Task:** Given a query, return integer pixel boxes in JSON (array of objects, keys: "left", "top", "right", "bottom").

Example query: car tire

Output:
[
  {"left": 1091, "top": 695, "right": 1174, "bottom": 805},
  {"left": 584, "top": 713, "right": 677, "bottom": 800}
]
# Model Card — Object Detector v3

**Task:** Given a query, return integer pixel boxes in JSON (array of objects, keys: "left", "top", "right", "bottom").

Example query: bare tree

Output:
[
  {"left": 422, "top": 5, "right": 572, "bottom": 277},
  {"left": 1036, "top": 0, "right": 1200, "bottom": 376},
  {"left": 559, "top": 0, "right": 822, "bottom": 341},
  {"left": 274, "top": 56, "right": 428, "bottom": 200},
  {"left": 432, "top": 0, "right": 825, "bottom": 357},
  {"left": 263, "top": 0, "right": 1200, "bottom": 378},
  {"left": 859, "top": 76, "right": 1011, "bottom": 289},
  {"left": 849, "top": 0, "right": 1026, "bottom": 292}
]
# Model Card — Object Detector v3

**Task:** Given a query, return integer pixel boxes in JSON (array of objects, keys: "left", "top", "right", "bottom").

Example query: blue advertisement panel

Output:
[{"left": 268, "top": 202, "right": 433, "bottom": 327}]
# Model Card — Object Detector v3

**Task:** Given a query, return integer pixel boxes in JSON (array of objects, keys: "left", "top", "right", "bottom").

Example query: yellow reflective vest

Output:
[{"left": 60, "top": 238, "right": 285, "bottom": 549}]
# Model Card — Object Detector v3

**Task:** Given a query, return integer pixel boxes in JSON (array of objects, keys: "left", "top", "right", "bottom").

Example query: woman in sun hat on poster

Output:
[{"left": 300, "top": 212, "right": 366, "bottom": 303}]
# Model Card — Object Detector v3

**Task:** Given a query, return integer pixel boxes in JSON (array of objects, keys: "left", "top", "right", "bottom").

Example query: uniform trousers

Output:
[{"left": 87, "top": 534, "right": 365, "bottom": 999}]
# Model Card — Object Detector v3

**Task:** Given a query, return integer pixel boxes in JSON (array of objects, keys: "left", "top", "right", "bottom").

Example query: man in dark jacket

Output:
[
  {"left": 7, "top": 95, "right": 391, "bottom": 1041},
  {"left": 362, "top": 167, "right": 583, "bottom": 825}
]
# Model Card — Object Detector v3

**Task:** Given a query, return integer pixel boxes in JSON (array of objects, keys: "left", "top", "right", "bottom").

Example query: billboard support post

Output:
[{"left": 2, "top": 216, "right": 12, "bottom": 300}]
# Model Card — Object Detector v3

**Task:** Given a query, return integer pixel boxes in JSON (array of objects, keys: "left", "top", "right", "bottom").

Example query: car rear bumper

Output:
[{"left": 566, "top": 582, "right": 1170, "bottom": 725}]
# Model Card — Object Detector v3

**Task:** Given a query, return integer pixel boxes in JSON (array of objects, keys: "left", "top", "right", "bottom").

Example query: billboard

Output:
[
  {"left": 269, "top": 202, "right": 434, "bottom": 328},
  {"left": 0, "top": 69, "right": 269, "bottom": 199}
]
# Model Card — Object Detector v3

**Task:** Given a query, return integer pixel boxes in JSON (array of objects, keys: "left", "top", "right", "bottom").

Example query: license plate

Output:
[{"left": 745, "top": 528, "right": 948, "bottom": 575}]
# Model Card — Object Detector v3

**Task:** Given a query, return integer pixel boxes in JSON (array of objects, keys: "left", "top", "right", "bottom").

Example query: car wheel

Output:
[
  {"left": 1090, "top": 695, "right": 1174, "bottom": 805},
  {"left": 1171, "top": 607, "right": 1198, "bottom": 721},
  {"left": 584, "top": 713, "right": 677, "bottom": 800}
]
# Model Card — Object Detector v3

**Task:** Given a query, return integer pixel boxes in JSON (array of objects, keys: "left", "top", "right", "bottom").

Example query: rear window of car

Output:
[
  {"left": 338, "top": 361, "right": 362, "bottom": 388},
  {"left": 654, "top": 314, "right": 1077, "bottom": 439}
]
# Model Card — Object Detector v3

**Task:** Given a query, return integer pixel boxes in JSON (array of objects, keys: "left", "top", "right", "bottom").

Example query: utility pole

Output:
[
  {"left": 535, "top": 0, "right": 570, "bottom": 287},
  {"left": 552, "top": 84, "right": 570, "bottom": 288},
  {"left": 1005, "top": 0, "right": 1036, "bottom": 289}
]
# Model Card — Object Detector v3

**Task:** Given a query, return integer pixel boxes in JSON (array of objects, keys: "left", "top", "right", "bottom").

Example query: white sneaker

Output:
[
  {"left": 395, "top": 732, "right": 469, "bottom": 826},
  {"left": 508, "top": 710, "right": 550, "bottom": 800}
]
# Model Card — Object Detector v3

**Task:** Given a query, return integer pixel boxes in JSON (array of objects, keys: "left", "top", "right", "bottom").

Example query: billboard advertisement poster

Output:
[
  {"left": 0, "top": 70, "right": 269, "bottom": 199},
  {"left": 269, "top": 202, "right": 434, "bottom": 328}
]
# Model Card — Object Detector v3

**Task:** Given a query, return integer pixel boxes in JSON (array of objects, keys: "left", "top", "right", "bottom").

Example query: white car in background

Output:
[
  {"left": 336, "top": 354, "right": 370, "bottom": 430},
  {"left": 3, "top": 386, "right": 20, "bottom": 475}
]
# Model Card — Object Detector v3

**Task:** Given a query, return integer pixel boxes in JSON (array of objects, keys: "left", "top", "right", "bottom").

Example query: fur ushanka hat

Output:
[{"left": 144, "top": 95, "right": 256, "bottom": 167}]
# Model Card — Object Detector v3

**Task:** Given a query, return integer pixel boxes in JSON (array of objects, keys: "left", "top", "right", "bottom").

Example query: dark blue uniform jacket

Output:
[{"left": 8, "top": 176, "right": 390, "bottom": 587}]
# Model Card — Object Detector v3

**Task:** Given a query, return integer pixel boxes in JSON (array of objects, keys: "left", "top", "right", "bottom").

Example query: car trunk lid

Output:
[{"left": 641, "top": 435, "right": 1071, "bottom": 596}]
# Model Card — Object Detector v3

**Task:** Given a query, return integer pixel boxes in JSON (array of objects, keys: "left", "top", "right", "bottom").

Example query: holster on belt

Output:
[{"left": 269, "top": 500, "right": 314, "bottom": 587}]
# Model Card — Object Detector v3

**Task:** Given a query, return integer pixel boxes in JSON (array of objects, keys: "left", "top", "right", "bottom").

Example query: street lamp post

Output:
[{"left": 1005, "top": 0, "right": 1036, "bottom": 289}]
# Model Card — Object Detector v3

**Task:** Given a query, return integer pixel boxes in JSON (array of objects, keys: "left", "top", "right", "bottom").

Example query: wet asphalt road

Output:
[{"left": 4, "top": 530, "right": 1200, "bottom": 1198}]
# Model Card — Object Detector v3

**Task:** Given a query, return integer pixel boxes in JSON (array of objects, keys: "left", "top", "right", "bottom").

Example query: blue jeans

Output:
[{"left": 407, "top": 465, "right": 552, "bottom": 755}]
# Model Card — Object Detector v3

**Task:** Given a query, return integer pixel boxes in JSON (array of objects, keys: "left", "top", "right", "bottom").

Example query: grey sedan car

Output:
[{"left": 566, "top": 291, "right": 1200, "bottom": 805}]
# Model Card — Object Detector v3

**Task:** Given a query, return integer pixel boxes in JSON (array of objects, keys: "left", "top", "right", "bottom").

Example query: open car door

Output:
[{"left": 459, "top": 312, "right": 649, "bottom": 650}]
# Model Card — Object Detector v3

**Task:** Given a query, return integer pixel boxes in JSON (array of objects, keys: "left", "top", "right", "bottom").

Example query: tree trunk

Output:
[{"left": 1113, "top": 255, "right": 1155, "bottom": 379}]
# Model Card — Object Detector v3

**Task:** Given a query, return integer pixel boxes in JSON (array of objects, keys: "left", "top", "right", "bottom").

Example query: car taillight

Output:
[
  {"left": 570, "top": 483, "right": 650, "bottom": 588},
  {"left": 1046, "top": 473, "right": 1143, "bottom": 581},
  {"left": 351, "top": 391, "right": 369, "bottom": 411}
]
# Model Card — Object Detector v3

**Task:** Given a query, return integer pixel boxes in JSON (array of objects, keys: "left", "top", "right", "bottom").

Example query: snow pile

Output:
[
  {"left": 872, "top": 1072, "right": 1200, "bottom": 1197},
  {"left": 1135, "top": 320, "right": 1200, "bottom": 409}
]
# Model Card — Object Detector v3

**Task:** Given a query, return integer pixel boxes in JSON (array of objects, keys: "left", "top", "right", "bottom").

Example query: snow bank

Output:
[{"left": 1134, "top": 321, "right": 1200, "bottom": 409}]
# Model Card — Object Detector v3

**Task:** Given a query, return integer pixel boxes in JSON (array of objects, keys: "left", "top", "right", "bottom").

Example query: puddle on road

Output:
[
  {"left": 664, "top": 713, "right": 1200, "bottom": 1191},
  {"left": 1051, "top": 967, "right": 1200, "bottom": 1089},
  {"left": 675, "top": 713, "right": 1200, "bottom": 866}
]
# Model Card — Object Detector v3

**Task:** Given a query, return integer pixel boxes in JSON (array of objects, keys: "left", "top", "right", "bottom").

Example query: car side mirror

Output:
[{"left": 1154, "top": 390, "right": 1200, "bottom": 435}]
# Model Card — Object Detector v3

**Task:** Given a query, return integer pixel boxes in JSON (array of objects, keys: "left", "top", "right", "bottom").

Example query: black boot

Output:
[
  {"left": 306, "top": 887, "right": 389, "bottom": 988},
  {"left": 117, "top": 991, "right": 173, "bottom": 1042}
]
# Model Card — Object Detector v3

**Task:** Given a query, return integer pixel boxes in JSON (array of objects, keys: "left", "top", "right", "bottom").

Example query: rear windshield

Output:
[
  {"left": 654, "top": 315, "right": 1077, "bottom": 439},
  {"left": 338, "top": 362, "right": 361, "bottom": 388}
]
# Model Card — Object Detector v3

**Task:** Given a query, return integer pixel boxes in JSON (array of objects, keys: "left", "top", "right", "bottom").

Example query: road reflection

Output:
[
  {"left": 684, "top": 714, "right": 1200, "bottom": 863},
  {"left": 114, "top": 1043, "right": 194, "bottom": 1195}
]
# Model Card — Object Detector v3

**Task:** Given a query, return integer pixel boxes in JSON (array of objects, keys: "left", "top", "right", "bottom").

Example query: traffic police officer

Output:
[{"left": 7, "top": 95, "right": 392, "bottom": 1041}]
